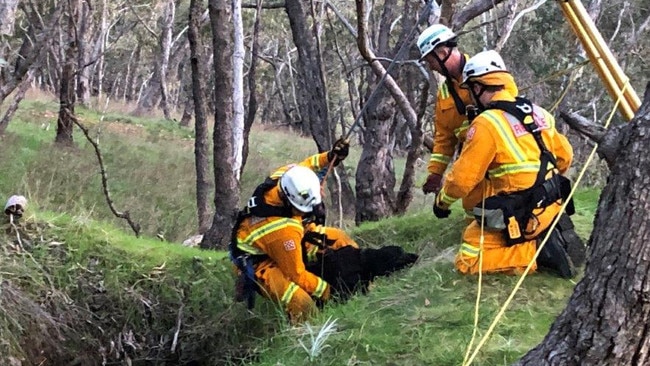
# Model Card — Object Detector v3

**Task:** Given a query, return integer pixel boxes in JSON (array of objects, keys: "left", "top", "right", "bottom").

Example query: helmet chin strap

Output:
[
  {"left": 469, "top": 82, "right": 488, "bottom": 111},
  {"left": 433, "top": 47, "right": 454, "bottom": 78}
]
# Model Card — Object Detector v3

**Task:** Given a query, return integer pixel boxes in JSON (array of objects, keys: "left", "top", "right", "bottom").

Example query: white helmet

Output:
[
  {"left": 417, "top": 24, "right": 456, "bottom": 60},
  {"left": 461, "top": 50, "right": 508, "bottom": 85},
  {"left": 279, "top": 166, "right": 322, "bottom": 213}
]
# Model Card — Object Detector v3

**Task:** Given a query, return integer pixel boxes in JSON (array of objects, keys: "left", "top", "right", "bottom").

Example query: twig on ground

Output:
[{"left": 171, "top": 304, "right": 184, "bottom": 352}]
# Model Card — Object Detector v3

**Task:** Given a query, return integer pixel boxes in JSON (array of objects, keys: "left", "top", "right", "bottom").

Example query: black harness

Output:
[
  {"left": 478, "top": 97, "right": 574, "bottom": 245},
  {"left": 229, "top": 177, "right": 293, "bottom": 309}
]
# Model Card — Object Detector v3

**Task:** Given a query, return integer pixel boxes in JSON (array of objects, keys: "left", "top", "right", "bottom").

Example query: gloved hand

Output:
[
  {"left": 312, "top": 202, "right": 326, "bottom": 226},
  {"left": 422, "top": 173, "right": 443, "bottom": 194},
  {"left": 303, "top": 229, "right": 326, "bottom": 247},
  {"left": 433, "top": 202, "right": 451, "bottom": 219},
  {"left": 328, "top": 137, "right": 349, "bottom": 164},
  {"left": 433, "top": 195, "right": 451, "bottom": 219}
]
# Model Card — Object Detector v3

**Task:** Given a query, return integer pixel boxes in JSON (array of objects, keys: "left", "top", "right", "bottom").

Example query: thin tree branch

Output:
[
  {"left": 452, "top": 0, "right": 506, "bottom": 30},
  {"left": 325, "top": 0, "right": 357, "bottom": 38},
  {"left": 242, "top": 1, "right": 284, "bottom": 9},
  {"left": 66, "top": 109, "right": 141, "bottom": 237},
  {"left": 127, "top": 2, "right": 158, "bottom": 39}
]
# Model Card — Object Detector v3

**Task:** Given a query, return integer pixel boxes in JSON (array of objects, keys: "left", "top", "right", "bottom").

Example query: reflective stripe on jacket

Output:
[
  {"left": 439, "top": 90, "right": 573, "bottom": 207},
  {"left": 428, "top": 62, "right": 473, "bottom": 176}
]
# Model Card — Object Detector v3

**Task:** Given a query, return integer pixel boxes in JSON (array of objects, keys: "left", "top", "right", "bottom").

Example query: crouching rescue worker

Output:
[
  {"left": 433, "top": 50, "right": 583, "bottom": 278},
  {"left": 229, "top": 139, "right": 352, "bottom": 323},
  {"left": 417, "top": 24, "right": 518, "bottom": 219}
]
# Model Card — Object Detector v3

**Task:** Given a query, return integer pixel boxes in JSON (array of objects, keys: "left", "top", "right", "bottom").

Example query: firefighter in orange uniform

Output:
[
  {"left": 433, "top": 50, "right": 577, "bottom": 278},
  {"left": 230, "top": 139, "right": 352, "bottom": 322},
  {"left": 417, "top": 24, "right": 507, "bottom": 216}
]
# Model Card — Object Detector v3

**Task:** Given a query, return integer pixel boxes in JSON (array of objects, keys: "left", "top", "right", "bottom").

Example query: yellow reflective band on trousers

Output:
[
  {"left": 481, "top": 110, "right": 526, "bottom": 162},
  {"left": 281, "top": 282, "right": 300, "bottom": 306},
  {"left": 430, "top": 153, "right": 451, "bottom": 165},
  {"left": 237, "top": 218, "right": 303, "bottom": 255},
  {"left": 460, "top": 242, "right": 480, "bottom": 258}
]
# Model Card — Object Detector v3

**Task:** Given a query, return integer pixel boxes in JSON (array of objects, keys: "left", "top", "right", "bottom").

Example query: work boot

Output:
[
  {"left": 556, "top": 214, "right": 587, "bottom": 267},
  {"left": 536, "top": 228, "right": 576, "bottom": 279}
]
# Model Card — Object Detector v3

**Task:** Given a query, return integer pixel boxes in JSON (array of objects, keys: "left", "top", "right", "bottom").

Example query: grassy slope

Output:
[
  {"left": 252, "top": 190, "right": 597, "bottom": 366},
  {"left": 0, "top": 93, "right": 600, "bottom": 365}
]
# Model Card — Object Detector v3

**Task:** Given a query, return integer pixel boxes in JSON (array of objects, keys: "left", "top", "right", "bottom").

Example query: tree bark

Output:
[
  {"left": 0, "top": 0, "right": 18, "bottom": 36},
  {"left": 201, "top": 0, "right": 240, "bottom": 249},
  {"left": 241, "top": 0, "right": 262, "bottom": 173},
  {"left": 55, "top": 0, "right": 80, "bottom": 147},
  {"left": 284, "top": 0, "right": 329, "bottom": 146},
  {"left": 285, "top": 0, "right": 355, "bottom": 220},
  {"left": 232, "top": 0, "right": 245, "bottom": 179},
  {"left": 353, "top": 0, "right": 415, "bottom": 223},
  {"left": 516, "top": 83, "right": 650, "bottom": 365},
  {"left": 188, "top": 0, "right": 213, "bottom": 235},
  {"left": 75, "top": 0, "right": 95, "bottom": 107},
  {"left": 159, "top": 0, "right": 174, "bottom": 120}
]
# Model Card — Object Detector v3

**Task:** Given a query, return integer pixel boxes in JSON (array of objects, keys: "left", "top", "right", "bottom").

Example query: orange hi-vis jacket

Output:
[
  {"left": 235, "top": 152, "right": 336, "bottom": 304},
  {"left": 427, "top": 65, "right": 474, "bottom": 176},
  {"left": 437, "top": 90, "right": 573, "bottom": 208}
]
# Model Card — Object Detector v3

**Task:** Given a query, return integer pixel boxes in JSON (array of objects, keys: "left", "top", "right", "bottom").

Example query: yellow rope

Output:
[
  {"left": 519, "top": 60, "right": 590, "bottom": 93},
  {"left": 462, "top": 180, "right": 487, "bottom": 365},
  {"left": 549, "top": 65, "right": 581, "bottom": 113},
  {"left": 461, "top": 77, "right": 630, "bottom": 366}
]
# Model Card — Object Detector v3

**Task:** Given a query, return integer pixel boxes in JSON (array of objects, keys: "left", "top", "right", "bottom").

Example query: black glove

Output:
[
  {"left": 422, "top": 173, "right": 443, "bottom": 194},
  {"left": 303, "top": 230, "right": 326, "bottom": 247},
  {"left": 328, "top": 137, "right": 349, "bottom": 164},
  {"left": 312, "top": 202, "right": 326, "bottom": 226},
  {"left": 433, "top": 202, "right": 451, "bottom": 219}
]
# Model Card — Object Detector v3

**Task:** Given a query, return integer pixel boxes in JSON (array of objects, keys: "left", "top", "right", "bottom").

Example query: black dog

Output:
[{"left": 305, "top": 245, "right": 418, "bottom": 302}]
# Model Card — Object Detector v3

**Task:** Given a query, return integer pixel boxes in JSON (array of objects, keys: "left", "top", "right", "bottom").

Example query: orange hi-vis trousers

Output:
[
  {"left": 253, "top": 260, "right": 329, "bottom": 324},
  {"left": 455, "top": 201, "right": 563, "bottom": 275}
]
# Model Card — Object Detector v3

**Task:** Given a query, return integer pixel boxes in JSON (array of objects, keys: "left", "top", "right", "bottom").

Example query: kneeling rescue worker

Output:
[
  {"left": 229, "top": 138, "right": 353, "bottom": 323},
  {"left": 433, "top": 49, "right": 584, "bottom": 278}
]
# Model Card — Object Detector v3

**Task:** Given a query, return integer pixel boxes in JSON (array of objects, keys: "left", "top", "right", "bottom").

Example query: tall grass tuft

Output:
[{"left": 296, "top": 316, "right": 339, "bottom": 362}]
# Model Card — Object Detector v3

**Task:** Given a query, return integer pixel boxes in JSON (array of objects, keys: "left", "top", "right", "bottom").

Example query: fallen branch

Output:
[
  {"left": 66, "top": 108, "right": 141, "bottom": 237},
  {"left": 558, "top": 110, "right": 607, "bottom": 143}
]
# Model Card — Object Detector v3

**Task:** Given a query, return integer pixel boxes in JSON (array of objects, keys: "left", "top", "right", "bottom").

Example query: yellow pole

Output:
[
  {"left": 558, "top": 1, "right": 636, "bottom": 120},
  {"left": 566, "top": 0, "right": 641, "bottom": 115}
]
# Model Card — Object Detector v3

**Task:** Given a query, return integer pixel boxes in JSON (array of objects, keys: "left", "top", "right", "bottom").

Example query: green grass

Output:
[{"left": 0, "top": 94, "right": 602, "bottom": 365}]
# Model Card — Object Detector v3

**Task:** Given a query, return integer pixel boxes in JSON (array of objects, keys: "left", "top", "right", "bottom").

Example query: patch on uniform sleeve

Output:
[
  {"left": 466, "top": 126, "right": 476, "bottom": 141},
  {"left": 283, "top": 240, "right": 296, "bottom": 251}
]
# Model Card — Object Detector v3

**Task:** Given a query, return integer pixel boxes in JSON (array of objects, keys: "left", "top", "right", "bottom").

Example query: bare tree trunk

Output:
[
  {"left": 179, "top": 77, "right": 193, "bottom": 127},
  {"left": 232, "top": 0, "right": 245, "bottom": 179},
  {"left": 516, "top": 83, "right": 650, "bottom": 365},
  {"left": 55, "top": 0, "right": 80, "bottom": 147},
  {"left": 284, "top": 0, "right": 329, "bottom": 145},
  {"left": 94, "top": 0, "right": 108, "bottom": 103},
  {"left": 201, "top": 0, "right": 239, "bottom": 249},
  {"left": 0, "top": 0, "right": 19, "bottom": 36},
  {"left": 285, "top": 0, "right": 356, "bottom": 219},
  {"left": 354, "top": 0, "right": 399, "bottom": 223},
  {"left": 125, "top": 43, "right": 141, "bottom": 102},
  {"left": 188, "top": 0, "right": 213, "bottom": 234},
  {"left": 0, "top": 70, "right": 34, "bottom": 134},
  {"left": 159, "top": 0, "right": 174, "bottom": 120},
  {"left": 241, "top": 0, "right": 262, "bottom": 173},
  {"left": 76, "top": 0, "right": 94, "bottom": 106}
]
